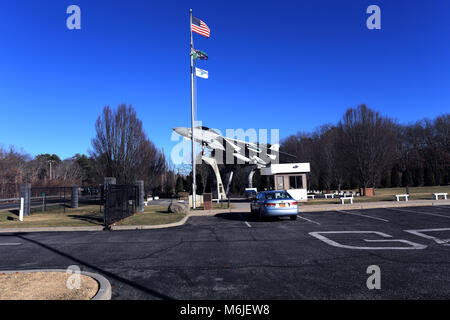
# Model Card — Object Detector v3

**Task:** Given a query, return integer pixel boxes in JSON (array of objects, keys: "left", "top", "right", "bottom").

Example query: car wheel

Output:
[{"left": 290, "top": 215, "right": 297, "bottom": 221}]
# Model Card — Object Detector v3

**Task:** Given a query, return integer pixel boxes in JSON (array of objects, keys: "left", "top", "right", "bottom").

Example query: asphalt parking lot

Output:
[{"left": 1, "top": 204, "right": 450, "bottom": 299}]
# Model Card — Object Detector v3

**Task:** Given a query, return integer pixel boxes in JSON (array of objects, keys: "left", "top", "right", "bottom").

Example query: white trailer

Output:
[{"left": 260, "top": 163, "right": 311, "bottom": 201}]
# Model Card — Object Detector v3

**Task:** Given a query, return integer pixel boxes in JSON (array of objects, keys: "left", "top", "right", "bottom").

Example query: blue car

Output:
[{"left": 250, "top": 190, "right": 298, "bottom": 220}]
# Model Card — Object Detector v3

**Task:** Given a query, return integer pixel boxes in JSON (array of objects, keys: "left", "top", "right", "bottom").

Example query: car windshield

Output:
[{"left": 265, "top": 192, "right": 291, "bottom": 200}]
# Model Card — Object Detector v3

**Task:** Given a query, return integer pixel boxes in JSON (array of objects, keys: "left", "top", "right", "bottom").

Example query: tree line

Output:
[
  {"left": 191, "top": 104, "right": 449, "bottom": 195},
  {"left": 278, "top": 104, "right": 449, "bottom": 194},
  {"left": 0, "top": 150, "right": 84, "bottom": 198},
  {"left": 1, "top": 103, "right": 448, "bottom": 199},
  {"left": 0, "top": 104, "right": 179, "bottom": 198}
]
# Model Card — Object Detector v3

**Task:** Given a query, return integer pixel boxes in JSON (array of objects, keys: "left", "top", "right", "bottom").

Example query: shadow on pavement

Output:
[
  {"left": 5, "top": 233, "right": 175, "bottom": 300},
  {"left": 214, "top": 211, "right": 284, "bottom": 223}
]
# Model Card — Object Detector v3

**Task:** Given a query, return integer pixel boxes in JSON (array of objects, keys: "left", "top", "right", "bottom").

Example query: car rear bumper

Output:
[{"left": 263, "top": 207, "right": 298, "bottom": 216}]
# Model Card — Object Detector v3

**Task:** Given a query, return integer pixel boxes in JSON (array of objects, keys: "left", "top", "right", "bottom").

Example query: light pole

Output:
[{"left": 190, "top": 9, "right": 197, "bottom": 209}]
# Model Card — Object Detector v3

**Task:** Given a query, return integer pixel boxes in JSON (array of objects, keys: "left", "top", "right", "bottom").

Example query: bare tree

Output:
[
  {"left": 280, "top": 132, "right": 321, "bottom": 190},
  {"left": 339, "top": 104, "right": 397, "bottom": 194},
  {"left": 316, "top": 125, "right": 347, "bottom": 191},
  {"left": 195, "top": 153, "right": 211, "bottom": 194},
  {"left": 91, "top": 104, "right": 147, "bottom": 183},
  {"left": 142, "top": 142, "right": 167, "bottom": 195},
  {"left": 53, "top": 158, "right": 83, "bottom": 185},
  {"left": 0, "top": 146, "right": 30, "bottom": 197},
  {"left": 90, "top": 104, "right": 168, "bottom": 195}
]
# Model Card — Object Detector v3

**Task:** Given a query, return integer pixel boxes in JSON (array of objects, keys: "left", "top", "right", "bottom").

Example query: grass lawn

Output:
[
  {"left": 114, "top": 205, "right": 185, "bottom": 226},
  {"left": 0, "top": 204, "right": 185, "bottom": 229},
  {"left": 301, "top": 186, "right": 450, "bottom": 206},
  {"left": 191, "top": 202, "right": 234, "bottom": 210}
]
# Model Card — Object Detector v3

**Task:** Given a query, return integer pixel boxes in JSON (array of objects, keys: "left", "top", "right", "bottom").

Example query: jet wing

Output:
[
  {"left": 232, "top": 153, "right": 268, "bottom": 166},
  {"left": 250, "top": 155, "right": 269, "bottom": 166},
  {"left": 223, "top": 137, "right": 243, "bottom": 152},
  {"left": 206, "top": 139, "right": 225, "bottom": 151},
  {"left": 223, "top": 137, "right": 261, "bottom": 153}
]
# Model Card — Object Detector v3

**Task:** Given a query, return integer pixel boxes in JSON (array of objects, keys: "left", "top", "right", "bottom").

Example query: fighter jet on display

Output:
[{"left": 173, "top": 126, "right": 291, "bottom": 166}]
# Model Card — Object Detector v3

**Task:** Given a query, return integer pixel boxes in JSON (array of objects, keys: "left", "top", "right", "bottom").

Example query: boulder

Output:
[{"left": 168, "top": 202, "right": 189, "bottom": 214}]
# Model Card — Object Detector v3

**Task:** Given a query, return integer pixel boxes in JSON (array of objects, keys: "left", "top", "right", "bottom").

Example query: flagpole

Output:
[{"left": 190, "top": 9, "right": 197, "bottom": 209}]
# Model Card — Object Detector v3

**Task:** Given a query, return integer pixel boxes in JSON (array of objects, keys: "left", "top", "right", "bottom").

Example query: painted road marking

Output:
[
  {"left": 337, "top": 210, "right": 389, "bottom": 222},
  {"left": 405, "top": 228, "right": 450, "bottom": 245},
  {"left": 0, "top": 243, "right": 22, "bottom": 246},
  {"left": 309, "top": 231, "right": 426, "bottom": 250},
  {"left": 387, "top": 207, "right": 450, "bottom": 220},
  {"left": 297, "top": 215, "right": 321, "bottom": 225},
  {"left": 239, "top": 214, "right": 251, "bottom": 228}
]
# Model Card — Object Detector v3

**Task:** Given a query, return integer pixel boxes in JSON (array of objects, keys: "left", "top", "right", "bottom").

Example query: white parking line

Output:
[
  {"left": 404, "top": 228, "right": 450, "bottom": 245},
  {"left": 239, "top": 214, "right": 251, "bottom": 228},
  {"left": 297, "top": 215, "right": 321, "bottom": 225},
  {"left": 309, "top": 231, "right": 426, "bottom": 250},
  {"left": 387, "top": 207, "right": 450, "bottom": 219},
  {"left": 337, "top": 210, "right": 389, "bottom": 222},
  {"left": 0, "top": 243, "right": 21, "bottom": 246}
]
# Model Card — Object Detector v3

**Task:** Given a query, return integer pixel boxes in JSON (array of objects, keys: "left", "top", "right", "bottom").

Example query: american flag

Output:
[{"left": 191, "top": 16, "right": 210, "bottom": 38}]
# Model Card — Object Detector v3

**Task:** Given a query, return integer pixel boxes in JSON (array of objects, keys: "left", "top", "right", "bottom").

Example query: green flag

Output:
[{"left": 191, "top": 48, "right": 208, "bottom": 60}]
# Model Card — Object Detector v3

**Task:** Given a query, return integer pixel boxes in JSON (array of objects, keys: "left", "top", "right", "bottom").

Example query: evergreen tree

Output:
[
  {"left": 413, "top": 168, "right": 424, "bottom": 187},
  {"left": 381, "top": 171, "right": 391, "bottom": 188},
  {"left": 391, "top": 167, "right": 400, "bottom": 187},
  {"left": 196, "top": 174, "right": 204, "bottom": 195},
  {"left": 401, "top": 170, "right": 413, "bottom": 187},
  {"left": 434, "top": 169, "right": 443, "bottom": 186},
  {"left": 205, "top": 176, "right": 213, "bottom": 193},
  {"left": 424, "top": 167, "right": 435, "bottom": 186},
  {"left": 74, "top": 154, "right": 96, "bottom": 185},
  {"left": 176, "top": 176, "right": 184, "bottom": 193},
  {"left": 183, "top": 174, "right": 193, "bottom": 193}
]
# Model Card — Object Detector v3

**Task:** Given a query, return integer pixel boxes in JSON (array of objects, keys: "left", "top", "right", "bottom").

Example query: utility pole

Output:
[{"left": 48, "top": 160, "right": 55, "bottom": 180}]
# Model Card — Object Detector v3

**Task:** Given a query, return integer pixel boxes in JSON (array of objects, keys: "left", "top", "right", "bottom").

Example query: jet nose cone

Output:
[
  {"left": 173, "top": 127, "right": 190, "bottom": 137},
  {"left": 173, "top": 127, "right": 183, "bottom": 135}
]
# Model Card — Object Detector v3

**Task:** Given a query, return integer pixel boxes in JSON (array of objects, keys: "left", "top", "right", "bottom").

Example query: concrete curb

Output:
[
  {"left": 0, "top": 226, "right": 103, "bottom": 233},
  {"left": 0, "top": 269, "right": 112, "bottom": 300},
  {"left": 111, "top": 209, "right": 231, "bottom": 231},
  {"left": 0, "top": 209, "right": 232, "bottom": 233},
  {"left": 1, "top": 200, "right": 448, "bottom": 232}
]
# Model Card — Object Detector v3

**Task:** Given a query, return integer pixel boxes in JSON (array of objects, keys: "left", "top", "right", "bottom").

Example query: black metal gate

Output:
[{"left": 104, "top": 184, "right": 138, "bottom": 229}]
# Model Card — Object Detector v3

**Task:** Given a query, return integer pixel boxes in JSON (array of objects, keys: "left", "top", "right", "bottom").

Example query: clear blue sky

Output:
[{"left": 0, "top": 0, "right": 449, "bottom": 160}]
